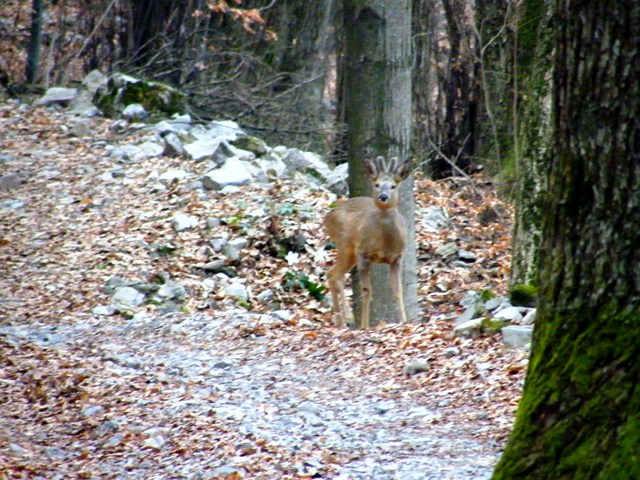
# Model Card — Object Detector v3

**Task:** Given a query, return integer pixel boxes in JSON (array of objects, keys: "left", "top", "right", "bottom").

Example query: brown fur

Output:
[{"left": 324, "top": 156, "right": 412, "bottom": 328}]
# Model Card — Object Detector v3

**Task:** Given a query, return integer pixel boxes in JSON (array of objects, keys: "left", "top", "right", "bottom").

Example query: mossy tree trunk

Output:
[
  {"left": 493, "top": 1, "right": 640, "bottom": 478},
  {"left": 509, "top": 0, "right": 553, "bottom": 286},
  {"left": 342, "top": 0, "right": 419, "bottom": 325}
]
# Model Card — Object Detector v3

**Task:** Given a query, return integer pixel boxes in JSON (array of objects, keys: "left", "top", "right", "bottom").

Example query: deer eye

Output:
[
  {"left": 391, "top": 185, "right": 396, "bottom": 189},
  {"left": 374, "top": 183, "right": 380, "bottom": 188}
]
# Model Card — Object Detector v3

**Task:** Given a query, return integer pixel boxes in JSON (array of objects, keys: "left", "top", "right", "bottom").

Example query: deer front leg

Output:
[
  {"left": 327, "top": 269, "right": 345, "bottom": 326},
  {"left": 358, "top": 256, "right": 372, "bottom": 329},
  {"left": 390, "top": 257, "right": 407, "bottom": 323},
  {"left": 327, "top": 251, "right": 355, "bottom": 326}
]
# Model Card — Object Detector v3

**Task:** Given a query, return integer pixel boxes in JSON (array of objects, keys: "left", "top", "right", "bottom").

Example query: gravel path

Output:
[{"left": 1, "top": 312, "right": 501, "bottom": 479}]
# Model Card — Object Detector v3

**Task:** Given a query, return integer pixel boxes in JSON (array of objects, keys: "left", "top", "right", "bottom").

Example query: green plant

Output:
[{"left": 283, "top": 270, "right": 327, "bottom": 301}]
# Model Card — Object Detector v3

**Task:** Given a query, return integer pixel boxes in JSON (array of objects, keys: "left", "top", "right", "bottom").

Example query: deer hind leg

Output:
[
  {"left": 390, "top": 257, "right": 407, "bottom": 323},
  {"left": 327, "top": 250, "right": 355, "bottom": 326},
  {"left": 358, "top": 256, "right": 372, "bottom": 329}
]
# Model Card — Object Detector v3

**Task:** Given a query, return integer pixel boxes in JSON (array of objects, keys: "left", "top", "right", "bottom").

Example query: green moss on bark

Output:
[
  {"left": 493, "top": 307, "right": 640, "bottom": 479},
  {"left": 510, "top": 284, "right": 538, "bottom": 307}
]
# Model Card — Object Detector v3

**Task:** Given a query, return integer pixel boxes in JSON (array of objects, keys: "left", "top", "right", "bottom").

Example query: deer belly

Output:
[{"left": 367, "top": 251, "right": 401, "bottom": 264}]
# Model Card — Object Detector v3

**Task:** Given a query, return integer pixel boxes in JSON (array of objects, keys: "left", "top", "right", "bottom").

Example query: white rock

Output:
[
  {"left": 112, "top": 287, "right": 145, "bottom": 307},
  {"left": 92, "top": 305, "right": 116, "bottom": 316},
  {"left": 522, "top": 308, "right": 537, "bottom": 325},
  {"left": 271, "top": 310, "right": 293, "bottom": 321},
  {"left": 256, "top": 289, "right": 274, "bottom": 302},
  {"left": 453, "top": 318, "right": 484, "bottom": 338},
  {"left": 201, "top": 157, "right": 253, "bottom": 190},
  {"left": 435, "top": 242, "right": 458, "bottom": 257},
  {"left": 142, "top": 436, "right": 167, "bottom": 450},
  {"left": 157, "top": 282, "right": 186, "bottom": 302},
  {"left": 34, "top": 87, "right": 78, "bottom": 106},
  {"left": 172, "top": 213, "right": 198, "bottom": 232},
  {"left": 420, "top": 206, "right": 450, "bottom": 233},
  {"left": 502, "top": 325, "right": 534, "bottom": 347},
  {"left": 122, "top": 103, "right": 147, "bottom": 121},
  {"left": 493, "top": 306, "right": 523, "bottom": 322},
  {"left": 225, "top": 282, "right": 249, "bottom": 301},
  {"left": 160, "top": 169, "right": 189, "bottom": 182}
]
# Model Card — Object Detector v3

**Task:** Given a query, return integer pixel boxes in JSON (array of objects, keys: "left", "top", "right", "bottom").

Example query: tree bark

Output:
[
  {"left": 493, "top": 1, "right": 640, "bottom": 477},
  {"left": 342, "top": 0, "right": 419, "bottom": 325},
  {"left": 25, "top": 0, "right": 44, "bottom": 84},
  {"left": 510, "top": 0, "right": 553, "bottom": 286}
]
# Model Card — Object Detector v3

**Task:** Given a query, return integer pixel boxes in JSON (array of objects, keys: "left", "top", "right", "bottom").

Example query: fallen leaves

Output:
[{"left": 0, "top": 101, "right": 523, "bottom": 478}]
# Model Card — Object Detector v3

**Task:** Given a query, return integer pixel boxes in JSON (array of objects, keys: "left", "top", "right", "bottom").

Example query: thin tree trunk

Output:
[
  {"left": 493, "top": 1, "right": 640, "bottom": 477},
  {"left": 343, "top": 0, "right": 418, "bottom": 325},
  {"left": 25, "top": 0, "right": 44, "bottom": 84}
]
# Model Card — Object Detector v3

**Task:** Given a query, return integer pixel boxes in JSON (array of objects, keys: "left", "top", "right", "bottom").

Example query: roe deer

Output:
[{"left": 324, "top": 156, "right": 413, "bottom": 328}]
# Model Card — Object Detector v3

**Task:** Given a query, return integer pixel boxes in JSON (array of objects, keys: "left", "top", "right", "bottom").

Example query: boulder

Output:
[
  {"left": 94, "top": 73, "right": 186, "bottom": 120},
  {"left": 502, "top": 325, "right": 534, "bottom": 347},
  {"left": 34, "top": 87, "right": 77, "bottom": 106},
  {"left": 201, "top": 157, "right": 254, "bottom": 190},
  {"left": 454, "top": 318, "right": 484, "bottom": 338},
  {"left": 68, "top": 70, "right": 108, "bottom": 115}
]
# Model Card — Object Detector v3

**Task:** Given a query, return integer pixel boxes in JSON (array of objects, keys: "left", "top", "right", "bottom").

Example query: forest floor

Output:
[{"left": 0, "top": 102, "right": 525, "bottom": 479}]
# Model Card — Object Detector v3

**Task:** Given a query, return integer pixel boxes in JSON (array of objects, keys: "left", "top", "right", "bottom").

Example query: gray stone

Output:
[
  {"left": 172, "top": 212, "right": 198, "bottom": 232},
  {"left": 71, "top": 118, "right": 92, "bottom": 137},
  {"left": 210, "top": 236, "right": 228, "bottom": 252},
  {"left": 281, "top": 148, "right": 331, "bottom": 180},
  {"left": 455, "top": 305, "right": 480, "bottom": 326},
  {"left": 201, "top": 157, "right": 253, "bottom": 190},
  {"left": 184, "top": 139, "right": 222, "bottom": 162},
  {"left": 502, "top": 325, "right": 534, "bottom": 347},
  {"left": 92, "top": 305, "right": 116, "bottom": 316},
  {"left": 435, "top": 242, "right": 458, "bottom": 258},
  {"left": 325, "top": 162, "right": 349, "bottom": 195},
  {"left": 484, "top": 296, "right": 504, "bottom": 311},
  {"left": 225, "top": 282, "right": 249, "bottom": 302},
  {"left": 271, "top": 310, "right": 292, "bottom": 321},
  {"left": 34, "top": 87, "right": 78, "bottom": 106},
  {"left": 421, "top": 206, "right": 450, "bottom": 233},
  {"left": 159, "top": 169, "right": 188, "bottom": 182},
  {"left": 453, "top": 318, "right": 484, "bottom": 338},
  {"left": 493, "top": 306, "right": 523, "bottom": 322},
  {"left": 203, "top": 259, "right": 226, "bottom": 273},
  {"left": 9, "top": 443, "right": 29, "bottom": 456},
  {"left": 191, "top": 120, "right": 243, "bottom": 142},
  {"left": 255, "top": 154, "right": 287, "bottom": 179},
  {"left": 522, "top": 308, "right": 537, "bottom": 325},
  {"left": 443, "top": 346, "right": 461, "bottom": 357},
  {"left": 157, "top": 281, "right": 186, "bottom": 303},
  {"left": 82, "top": 405, "right": 105, "bottom": 417},
  {"left": 405, "top": 358, "right": 430, "bottom": 376},
  {"left": 96, "top": 171, "right": 114, "bottom": 182},
  {"left": 458, "top": 250, "right": 477, "bottom": 263},
  {"left": 206, "top": 217, "right": 222, "bottom": 228},
  {"left": 122, "top": 103, "right": 147, "bottom": 121},
  {"left": 103, "top": 433, "right": 125, "bottom": 448},
  {"left": 112, "top": 286, "right": 145, "bottom": 307},
  {"left": 69, "top": 69, "right": 108, "bottom": 114},
  {"left": 256, "top": 289, "right": 274, "bottom": 302},
  {"left": 162, "top": 132, "right": 187, "bottom": 157},
  {"left": 0, "top": 173, "right": 22, "bottom": 191},
  {"left": 104, "top": 276, "right": 127, "bottom": 294}
]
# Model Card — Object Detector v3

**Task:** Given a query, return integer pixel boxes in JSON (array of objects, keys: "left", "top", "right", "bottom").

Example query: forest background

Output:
[{"left": 0, "top": 0, "right": 550, "bottom": 291}]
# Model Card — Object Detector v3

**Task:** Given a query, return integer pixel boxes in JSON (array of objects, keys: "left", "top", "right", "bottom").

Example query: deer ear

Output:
[
  {"left": 365, "top": 157, "right": 381, "bottom": 178},
  {"left": 393, "top": 157, "right": 413, "bottom": 181}
]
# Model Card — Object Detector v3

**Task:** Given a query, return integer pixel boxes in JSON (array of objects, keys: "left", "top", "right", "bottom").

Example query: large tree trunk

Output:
[
  {"left": 493, "top": 1, "right": 640, "bottom": 477},
  {"left": 342, "top": 0, "right": 419, "bottom": 325}
]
